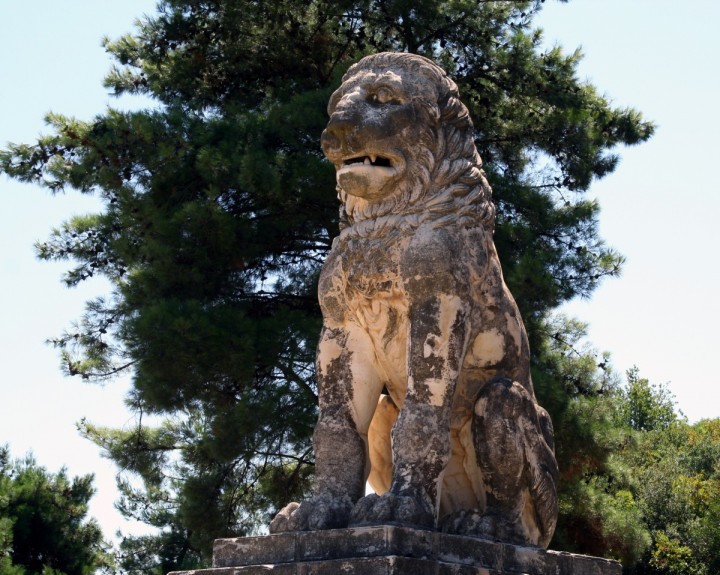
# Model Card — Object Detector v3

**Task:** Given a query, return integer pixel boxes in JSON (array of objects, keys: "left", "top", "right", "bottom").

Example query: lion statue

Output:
[{"left": 270, "top": 52, "right": 559, "bottom": 548}]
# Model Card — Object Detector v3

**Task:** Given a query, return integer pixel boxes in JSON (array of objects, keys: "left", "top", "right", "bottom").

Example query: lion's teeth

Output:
[
  {"left": 364, "top": 157, "right": 371, "bottom": 165},
  {"left": 370, "top": 154, "right": 377, "bottom": 164}
]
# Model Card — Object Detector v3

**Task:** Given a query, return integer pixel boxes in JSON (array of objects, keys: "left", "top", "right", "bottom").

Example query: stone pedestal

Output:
[{"left": 169, "top": 526, "right": 620, "bottom": 575}]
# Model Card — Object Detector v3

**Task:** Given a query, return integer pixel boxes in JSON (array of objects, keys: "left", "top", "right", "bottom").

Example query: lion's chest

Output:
[
  {"left": 319, "top": 234, "right": 411, "bottom": 387},
  {"left": 320, "top": 233, "right": 408, "bottom": 304}
]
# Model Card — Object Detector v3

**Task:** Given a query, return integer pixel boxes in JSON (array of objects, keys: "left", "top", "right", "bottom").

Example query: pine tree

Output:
[{"left": 0, "top": 0, "right": 654, "bottom": 569}]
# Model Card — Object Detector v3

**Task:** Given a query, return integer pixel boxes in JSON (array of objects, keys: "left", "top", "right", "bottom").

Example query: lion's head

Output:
[{"left": 321, "top": 52, "right": 495, "bottom": 233}]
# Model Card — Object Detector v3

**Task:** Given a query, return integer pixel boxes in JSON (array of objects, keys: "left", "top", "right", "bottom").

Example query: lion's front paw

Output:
[
  {"left": 269, "top": 501, "right": 300, "bottom": 533},
  {"left": 269, "top": 495, "right": 353, "bottom": 533},
  {"left": 349, "top": 492, "right": 434, "bottom": 529}
]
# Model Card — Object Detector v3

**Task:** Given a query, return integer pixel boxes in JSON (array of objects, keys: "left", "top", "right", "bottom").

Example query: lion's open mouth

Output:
[
  {"left": 343, "top": 155, "right": 393, "bottom": 168},
  {"left": 336, "top": 154, "right": 399, "bottom": 200}
]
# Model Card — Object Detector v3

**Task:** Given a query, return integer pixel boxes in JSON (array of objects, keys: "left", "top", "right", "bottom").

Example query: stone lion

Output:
[{"left": 270, "top": 52, "right": 559, "bottom": 548}]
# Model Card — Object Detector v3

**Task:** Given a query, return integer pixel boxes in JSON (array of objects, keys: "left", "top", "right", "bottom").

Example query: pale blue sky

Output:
[{"left": 1, "top": 0, "right": 719, "bottom": 542}]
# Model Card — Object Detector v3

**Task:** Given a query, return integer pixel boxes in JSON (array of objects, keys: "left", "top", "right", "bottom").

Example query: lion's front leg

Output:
[
  {"left": 351, "top": 294, "right": 469, "bottom": 529},
  {"left": 270, "top": 324, "right": 384, "bottom": 533}
]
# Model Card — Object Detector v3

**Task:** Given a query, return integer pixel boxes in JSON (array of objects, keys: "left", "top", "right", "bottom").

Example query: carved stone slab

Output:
[{"left": 168, "top": 526, "right": 620, "bottom": 575}]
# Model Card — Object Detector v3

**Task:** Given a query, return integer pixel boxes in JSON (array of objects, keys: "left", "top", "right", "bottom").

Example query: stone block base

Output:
[{"left": 170, "top": 526, "right": 620, "bottom": 575}]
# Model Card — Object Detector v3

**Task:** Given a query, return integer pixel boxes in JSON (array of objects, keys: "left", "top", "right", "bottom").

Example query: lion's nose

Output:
[
  {"left": 324, "top": 111, "right": 357, "bottom": 138},
  {"left": 320, "top": 127, "right": 341, "bottom": 155},
  {"left": 321, "top": 111, "right": 361, "bottom": 156}
]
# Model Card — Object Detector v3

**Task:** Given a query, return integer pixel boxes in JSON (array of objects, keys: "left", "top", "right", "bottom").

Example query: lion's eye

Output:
[{"left": 370, "top": 86, "right": 396, "bottom": 105}]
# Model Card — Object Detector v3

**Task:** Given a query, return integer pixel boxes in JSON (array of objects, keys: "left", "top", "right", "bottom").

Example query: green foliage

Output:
[
  {"left": 614, "top": 406, "right": 720, "bottom": 574},
  {"left": 649, "top": 531, "right": 704, "bottom": 575},
  {"left": 620, "top": 367, "right": 678, "bottom": 432},
  {"left": 0, "top": 446, "right": 111, "bottom": 575},
  {"left": 536, "top": 356, "right": 720, "bottom": 573},
  {"left": 0, "top": 0, "right": 656, "bottom": 570}
]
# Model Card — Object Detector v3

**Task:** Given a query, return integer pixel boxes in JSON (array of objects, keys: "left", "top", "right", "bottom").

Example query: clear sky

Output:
[{"left": 1, "top": 0, "right": 719, "bottom": 544}]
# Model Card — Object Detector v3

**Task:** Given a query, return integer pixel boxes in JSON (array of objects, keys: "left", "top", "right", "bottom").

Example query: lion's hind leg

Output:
[
  {"left": 477, "top": 378, "right": 558, "bottom": 547},
  {"left": 446, "top": 378, "right": 558, "bottom": 547}
]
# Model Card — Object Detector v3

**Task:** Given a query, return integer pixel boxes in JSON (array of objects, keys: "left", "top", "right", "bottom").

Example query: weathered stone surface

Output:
[
  {"left": 169, "top": 526, "right": 620, "bottom": 575},
  {"left": 270, "top": 51, "right": 559, "bottom": 548}
]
